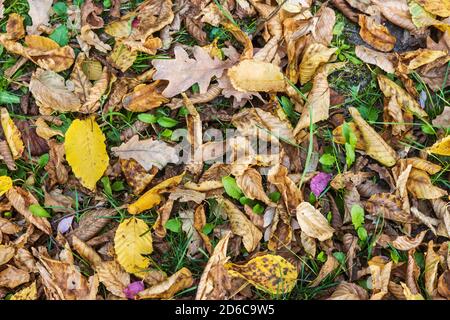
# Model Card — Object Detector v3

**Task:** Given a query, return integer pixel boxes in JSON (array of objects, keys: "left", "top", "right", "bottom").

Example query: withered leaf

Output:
[{"left": 358, "top": 15, "right": 396, "bottom": 52}]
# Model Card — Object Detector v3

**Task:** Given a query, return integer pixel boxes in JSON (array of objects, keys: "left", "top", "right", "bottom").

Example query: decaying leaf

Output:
[
  {"left": 226, "top": 254, "right": 298, "bottom": 295},
  {"left": 137, "top": 267, "right": 193, "bottom": 299},
  {"left": 358, "top": 15, "right": 396, "bottom": 52},
  {"left": 355, "top": 45, "right": 395, "bottom": 73},
  {"left": 296, "top": 202, "right": 334, "bottom": 241},
  {"left": 1, "top": 108, "right": 24, "bottom": 159}
]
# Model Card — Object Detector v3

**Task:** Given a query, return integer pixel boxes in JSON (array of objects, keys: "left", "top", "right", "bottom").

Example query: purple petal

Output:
[
  {"left": 124, "top": 281, "right": 145, "bottom": 300},
  {"left": 310, "top": 172, "right": 332, "bottom": 197},
  {"left": 57, "top": 215, "right": 74, "bottom": 234}
]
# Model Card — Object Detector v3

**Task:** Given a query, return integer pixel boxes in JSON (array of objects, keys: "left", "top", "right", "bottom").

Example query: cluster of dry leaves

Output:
[{"left": 0, "top": 0, "right": 449, "bottom": 300}]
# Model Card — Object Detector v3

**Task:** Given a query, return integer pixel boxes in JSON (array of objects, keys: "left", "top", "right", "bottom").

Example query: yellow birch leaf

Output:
[
  {"left": 9, "top": 281, "right": 37, "bottom": 300},
  {"left": 114, "top": 217, "right": 153, "bottom": 274},
  {"left": 349, "top": 107, "right": 398, "bottom": 167},
  {"left": 64, "top": 117, "right": 109, "bottom": 191},
  {"left": 0, "top": 176, "right": 13, "bottom": 196},
  {"left": 226, "top": 254, "right": 298, "bottom": 295},
  {"left": 128, "top": 172, "right": 185, "bottom": 215},
  {"left": 228, "top": 60, "right": 285, "bottom": 92},
  {"left": 427, "top": 135, "right": 450, "bottom": 156},
  {"left": 0, "top": 108, "right": 24, "bottom": 159}
]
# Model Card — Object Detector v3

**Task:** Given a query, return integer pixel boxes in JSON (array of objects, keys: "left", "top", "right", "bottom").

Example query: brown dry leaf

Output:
[
  {"left": 267, "top": 205, "right": 293, "bottom": 251},
  {"left": 216, "top": 197, "right": 262, "bottom": 253},
  {"left": 26, "top": 0, "right": 53, "bottom": 34},
  {"left": 67, "top": 209, "right": 117, "bottom": 242},
  {"left": 310, "top": 254, "right": 339, "bottom": 287},
  {"left": 0, "top": 217, "right": 21, "bottom": 234},
  {"left": 0, "top": 244, "right": 15, "bottom": 266},
  {"left": 35, "top": 117, "right": 64, "bottom": 140},
  {"left": 295, "top": 63, "right": 345, "bottom": 132},
  {"left": 81, "top": 0, "right": 104, "bottom": 29},
  {"left": 355, "top": 45, "right": 395, "bottom": 73},
  {"left": 120, "top": 159, "right": 157, "bottom": 195},
  {"left": 349, "top": 107, "right": 398, "bottom": 167},
  {"left": 6, "top": 13, "right": 25, "bottom": 41},
  {"left": 371, "top": 0, "right": 418, "bottom": 31},
  {"left": 400, "top": 49, "right": 448, "bottom": 71},
  {"left": 108, "top": 42, "right": 138, "bottom": 72},
  {"left": 193, "top": 204, "right": 213, "bottom": 255},
  {"left": 137, "top": 267, "right": 193, "bottom": 299},
  {"left": 184, "top": 93, "right": 203, "bottom": 176},
  {"left": 359, "top": 15, "right": 396, "bottom": 52},
  {"left": 236, "top": 168, "right": 274, "bottom": 206},
  {"left": 169, "top": 188, "right": 205, "bottom": 204},
  {"left": 390, "top": 230, "right": 427, "bottom": 250},
  {"left": 77, "top": 25, "right": 111, "bottom": 56},
  {"left": 296, "top": 202, "right": 334, "bottom": 241},
  {"left": 365, "top": 193, "right": 412, "bottom": 223},
  {"left": 268, "top": 164, "right": 303, "bottom": 213},
  {"left": 153, "top": 45, "right": 230, "bottom": 98},
  {"left": 328, "top": 282, "right": 369, "bottom": 300},
  {"left": 400, "top": 157, "right": 442, "bottom": 174},
  {"left": 368, "top": 256, "right": 393, "bottom": 297},
  {"left": 6, "top": 187, "right": 51, "bottom": 235},
  {"left": 438, "top": 270, "right": 450, "bottom": 298},
  {"left": 228, "top": 59, "right": 285, "bottom": 93},
  {"left": 112, "top": 135, "right": 179, "bottom": 171},
  {"left": 196, "top": 232, "right": 232, "bottom": 300},
  {"left": 122, "top": 82, "right": 169, "bottom": 112},
  {"left": 0, "top": 140, "right": 17, "bottom": 170},
  {"left": 432, "top": 106, "right": 450, "bottom": 127},
  {"left": 424, "top": 240, "right": 440, "bottom": 296},
  {"left": 407, "top": 168, "right": 447, "bottom": 199},
  {"left": 44, "top": 189, "right": 73, "bottom": 213},
  {"left": 299, "top": 43, "right": 337, "bottom": 84},
  {"left": 0, "top": 108, "right": 24, "bottom": 159},
  {"left": 44, "top": 140, "right": 68, "bottom": 189},
  {"left": 0, "top": 265, "right": 30, "bottom": 288},
  {"left": 29, "top": 68, "right": 81, "bottom": 115}
]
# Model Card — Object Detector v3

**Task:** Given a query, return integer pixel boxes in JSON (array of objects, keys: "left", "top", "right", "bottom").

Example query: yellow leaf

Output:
[
  {"left": 228, "top": 60, "right": 285, "bottom": 92},
  {"left": 128, "top": 172, "right": 185, "bottom": 215},
  {"left": 299, "top": 43, "right": 337, "bottom": 84},
  {"left": 295, "top": 202, "right": 334, "bottom": 241},
  {"left": 0, "top": 108, "right": 24, "bottom": 159},
  {"left": 428, "top": 135, "right": 450, "bottom": 156},
  {"left": 226, "top": 254, "right": 298, "bottom": 295},
  {"left": 114, "top": 217, "right": 153, "bottom": 273},
  {"left": 349, "top": 107, "right": 398, "bottom": 167},
  {"left": 416, "top": 0, "right": 450, "bottom": 17},
  {"left": 401, "top": 282, "right": 425, "bottom": 300},
  {"left": 358, "top": 15, "right": 396, "bottom": 52},
  {"left": 378, "top": 74, "right": 428, "bottom": 118},
  {"left": 9, "top": 281, "right": 37, "bottom": 300},
  {"left": 409, "top": 0, "right": 450, "bottom": 32},
  {"left": 0, "top": 176, "right": 13, "bottom": 196},
  {"left": 64, "top": 117, "right": 109, "bottom": 190},
  {"left": 400, "top": 49, "right": 448, "bottom": 71}
]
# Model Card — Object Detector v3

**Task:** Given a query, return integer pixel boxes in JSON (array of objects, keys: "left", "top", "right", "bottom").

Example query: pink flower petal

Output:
[
  {"left": 124, "top": 281, "right": 145, "bottom": 300},
  {"left": 310, "top": 172, "right": 332, "bottom": 197}
]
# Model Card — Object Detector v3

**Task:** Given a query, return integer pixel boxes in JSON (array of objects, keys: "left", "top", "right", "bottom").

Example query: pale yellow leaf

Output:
[{"left": 1, "top": 108, "right": 24, "bottom": 159}]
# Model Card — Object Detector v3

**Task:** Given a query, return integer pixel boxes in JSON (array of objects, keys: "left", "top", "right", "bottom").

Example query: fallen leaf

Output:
[
  {"left": 236, "top": 168, "right": 274, "bottom": 206},
  {"left": 299, "top": 43, "right": 337, "bottom": 84},
  {"left": 0, "top": 176, "right": 12, "bottom": 196},
  {"left": 226, "top": 254, "right": 298, "bottom": 295},
  {"left": 355, "top": 45, "right": 395, "bottom": 73},
  {"left": 359, "top": 15, "right": 396, "bottom": 52},
  {"left": 390, "top": 230, "right": 428, "bottom": 250},
  {"left": 427, "top": 135, "right": 450, "bottom": 156},
  {"left": 365, "top": 193, "right": 412, "bottom": 223},
  {"left": 10, "top": 281, "right": 38, "bottom": 300},
  {"left": 407, "top": 168, "right": 447, "bottom": 199},
  {"left": 122, "top": 83, "right": 169, "bottom": 112},
  {"left": 114, "top": 217, "right": 153, "bottom": 273},
  {"left": 0, "top": 265, "right": 30, "bottom": 288},
  {"left": 26, "top": 0, "right": 53, "bottom": 35},
  {"left": 296, "top": 202, "right": 334, "bottom": 241},
  {"left": 64, "top": 117, "right": 109, "bottom": 190},
  {"left": 0, "top": 108, "right": 24, "bottom": 159},
  {"left": 137, "top": 267, "right": 193, "bottom": 299}
]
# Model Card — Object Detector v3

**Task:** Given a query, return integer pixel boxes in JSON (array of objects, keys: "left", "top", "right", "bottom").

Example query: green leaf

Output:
[
  {"left": 165, "top": 218, "right": 181, "bottom": 233},
  {"left": 345, "top": 142, "right": 355, "bottom": 167},
  {"left": 103, "top": 0, "right": 112, "bottom": 8},
  {"left": 351, "top": 204, "right": 365, "bottom": 230},
  {"left": 421, "top": 123, "right": 435, "bottom": 135},
  {"left": 319, "top": 153, "right": 336, "bottom": 166},
  {"left": 317, "top": 251, "right": 326, "bottom": 263},
  {"left": 53, "top": 2, "right": 68, "bottom": 16},
  {"left": 202, "top": 223, "right": 214, "bottom": 235},
  {"left": 0, "top": 91, "right": 20, "bottom": 104},
  {"left": 239, "top": 196, "right": 255, "bottom": 206},
  {"left": 157, "top": 116, "right": 179, "bottom": 128},
  {"left": 38, "top": 154, "right": 49, "bottom": 167},
  {"left": 178, "top": 106, "right": 189, "bottom": 117},
  {"left": 278, "top": 96, "right": 297, "bottom": 121},
  {"left": 101, "top": 176, "right": 112, "bottom": 197},
  {"left": 333, "top": 251, "right": 346, "bottom": 265},
  {"left": 333, "top": 21, "right": 345, "bottom": 36},
  {"left": 29, "top": 204, "right": 51, "bottom": 218},
  {"left": 49, "top": 25, "right": 69, "bottom": 46},
  {"left": 222, "top": 176, "right": 243, "bottom": 200},
  {"left": 357, "top": 227, "right": 368, "bottom": 242},
  {"left": 252, "top": 203, "right": 264, "bottom": 215},
  {"left": 137, "top": 113, "right": 157, "bottom": 124},
  {"left": 111, "top": 181, "right": 125, "bottom": 192},
  {"left": 358, "top": 105, "right": 380, "bottom": 123},
  {"left": 390, "top": 248, "right": 400, "bottom": 264},
  {"left": 268, "top": 191, "right": 281, "bottom": 203}
]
